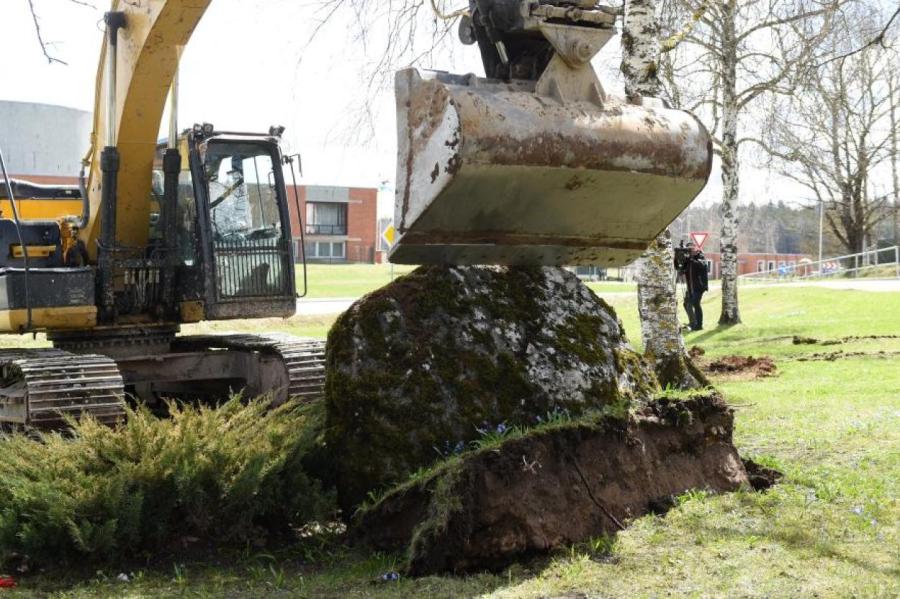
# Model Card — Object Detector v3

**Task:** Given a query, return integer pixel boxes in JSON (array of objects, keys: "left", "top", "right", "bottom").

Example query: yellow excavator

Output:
[
  {"left": 0, "top": 0, "right": 711, "bottom": 429},
  {"left": 0, "top": 0, "right": 324, "bottom": 428}
]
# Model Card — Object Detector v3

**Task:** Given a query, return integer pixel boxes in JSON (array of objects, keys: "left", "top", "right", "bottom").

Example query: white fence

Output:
[{"left": 738, "top": 246, "right": 900, "bottom": 283}]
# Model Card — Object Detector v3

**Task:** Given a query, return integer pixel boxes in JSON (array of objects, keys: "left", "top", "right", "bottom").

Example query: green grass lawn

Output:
[
  {"left": 4, "top": 284, "right": 900, "bottom": 597},
  {"left": 299, "top": 264, "right": 417, "bottom": 299},
  {"left": 300, "top": 264, "right": 635, "bottom": 300}
]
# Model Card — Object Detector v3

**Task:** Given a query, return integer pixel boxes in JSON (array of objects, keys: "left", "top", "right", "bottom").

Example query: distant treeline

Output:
[{"left": 670, "top": 202, "right": 899, "bottom": 256}]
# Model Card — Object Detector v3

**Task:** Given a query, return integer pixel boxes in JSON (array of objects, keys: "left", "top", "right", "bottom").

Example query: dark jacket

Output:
[{"left": 684, "top": 254, "right": 709, "bottom": 295}]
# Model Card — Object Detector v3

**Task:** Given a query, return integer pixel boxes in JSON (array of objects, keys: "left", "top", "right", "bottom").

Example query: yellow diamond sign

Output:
[{"left": 382, "top": 224, "right": 396, "bottom": 249}]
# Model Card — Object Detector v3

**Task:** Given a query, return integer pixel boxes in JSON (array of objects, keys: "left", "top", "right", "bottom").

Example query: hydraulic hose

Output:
[
  {"left": 77, "top": 162, "right": 90, "bottom": 230},
  {"left": 286, "top": 155, "right": 308, "bottom": 298},
  {"left": 0, "top": 146, "right": 33, "bottom": 332}
]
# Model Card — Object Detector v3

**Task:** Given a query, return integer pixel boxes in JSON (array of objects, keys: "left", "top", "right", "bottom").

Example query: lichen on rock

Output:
[{"left": 324, "top": 266, "right": 660, "bottom": 511}]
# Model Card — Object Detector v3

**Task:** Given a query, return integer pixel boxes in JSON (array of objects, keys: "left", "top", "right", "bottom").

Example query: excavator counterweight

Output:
[{"left": 390, "top": 0, "right": 712, "bottom": 266}]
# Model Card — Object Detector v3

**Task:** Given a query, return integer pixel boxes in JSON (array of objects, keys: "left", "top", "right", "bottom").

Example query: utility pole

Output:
[
  {"left": 890, "top": 72, "right": 898, "bottom": 247},
  {"left": 819, "top": 200, "right": 824, "bottom": 265}
]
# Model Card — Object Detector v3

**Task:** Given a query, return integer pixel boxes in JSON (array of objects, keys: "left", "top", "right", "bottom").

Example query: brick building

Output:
[
  {"left": 702, "top": 252, "right": 811, "bottom": 279},
  {"left": 285, "top": 184, "right": 381, "bottom": 264}
]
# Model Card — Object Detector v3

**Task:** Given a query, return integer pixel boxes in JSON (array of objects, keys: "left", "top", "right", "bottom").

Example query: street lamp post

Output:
[{"left": 818, "top": 200, "right": 824, "bottom": 266}]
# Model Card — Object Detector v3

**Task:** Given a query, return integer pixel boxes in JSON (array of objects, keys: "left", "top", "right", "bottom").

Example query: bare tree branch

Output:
[
  {"left": 27, "top": 0, "right": 68, "bottom": 65},
  {"left": 26, "top": 0, "right": 99, "bottom": 65},
  {"left": 763, "top": 28, "right": 895, "bottom": 255},
  {"left": 818, "top": 5, "right": 900, "bottom": 66},
  {"left": 300, "top": 0, "right": 456, "bottom": 142}
]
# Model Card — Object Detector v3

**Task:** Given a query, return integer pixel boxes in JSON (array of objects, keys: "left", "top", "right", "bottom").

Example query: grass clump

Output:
[{"left": 0, "top": 398, "right": 333, "bottom": 568}]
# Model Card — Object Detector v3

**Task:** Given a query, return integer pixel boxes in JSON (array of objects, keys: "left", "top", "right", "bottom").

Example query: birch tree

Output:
[
  {"left": 760, "top": 13, "right": 897, "bottom": 256},
  {"left": 622, "top": 0, "right": 706, "bottom": 388},
  {"left": 659, "top": 0, "right": 842, "bottom": 324}
]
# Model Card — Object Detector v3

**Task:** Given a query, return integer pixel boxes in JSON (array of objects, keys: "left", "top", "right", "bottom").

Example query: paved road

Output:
[
  {"left": 295, "top": 278, "right": 899, "bottom": 317},
  {"left": 804, "top": 279, "right": 900, "bottom": 292},
  {"left": 296, "top": 297, "right": 358, "bottom": 316},
  {"left": 743, "top": 279, "right": 900, "bottom": 293}
]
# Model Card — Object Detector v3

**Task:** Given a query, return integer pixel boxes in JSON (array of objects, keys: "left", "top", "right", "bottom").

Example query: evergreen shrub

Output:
[{"left": 0, "top": 398, "right": 333, "bottom": 566}]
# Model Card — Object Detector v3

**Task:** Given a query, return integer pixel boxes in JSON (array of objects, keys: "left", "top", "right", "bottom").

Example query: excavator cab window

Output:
[
  {"left": 200, "top": 140, "right": 292, "bottom": 303},
  {"left": 176, "top": 169, "right": 198, "bottom": 266},
  {"left": 152, "top": 147, "right": 199, "bottom": 267},
  {"left": 206, "top": 151, "right": 282, "bottom": 243}
]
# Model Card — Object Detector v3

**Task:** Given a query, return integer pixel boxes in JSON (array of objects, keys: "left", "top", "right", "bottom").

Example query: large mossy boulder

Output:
[{"left": 324, "top": 266, "right": 659, "bottom": 511}]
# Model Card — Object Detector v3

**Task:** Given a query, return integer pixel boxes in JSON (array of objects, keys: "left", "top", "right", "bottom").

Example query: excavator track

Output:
[
  {"left": 174, "top": 334, "right": 327, "bottom": 403},
  {"left": 0, "top": 349, "right": 127, "bottom": 429}
]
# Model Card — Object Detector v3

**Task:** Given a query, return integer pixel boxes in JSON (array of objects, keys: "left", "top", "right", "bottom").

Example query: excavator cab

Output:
[
  {"left": 391, "top": 0, "right": 713, "bottom": 266},
  {"left": 151, "top": 126, "right": 298, "bottom": 323}
]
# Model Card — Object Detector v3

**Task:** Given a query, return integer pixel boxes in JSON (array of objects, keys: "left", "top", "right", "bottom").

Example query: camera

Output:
[{"left": 674, "top": 241, "right": 691, "bottom": 273}]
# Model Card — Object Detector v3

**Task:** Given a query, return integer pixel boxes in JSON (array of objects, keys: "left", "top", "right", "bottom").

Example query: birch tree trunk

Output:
[
  {"left": 890, "top": 72, "right": 899, "bottom": 247},
  {"left": 658, "top": 0, "right": 846, "bottom": 324},
  {"left": 718, "top": 0, "right": 741, "bottom": 325},
  {"left": 622, "top": 0, "right": 707, "bottom": 389}
]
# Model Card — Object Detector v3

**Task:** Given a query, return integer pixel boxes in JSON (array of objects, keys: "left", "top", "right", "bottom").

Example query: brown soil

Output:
[
  {"left": 792, "top": 334, "right": 900, "bottom": 347},
  {"left": 352, "top": 393, "right": 750, "bottom": 576},
  {"left": 742, "top": 459, "right": 782, "bottom": 491},
  {"left": 688, "top": 346, "right": 706, "bottom": 359},
  {"left": 706, "top": 355, "right": 778, "bottom": 378},
  {"left": 794, "top": 350, "right": 900, "bottom": 362}
]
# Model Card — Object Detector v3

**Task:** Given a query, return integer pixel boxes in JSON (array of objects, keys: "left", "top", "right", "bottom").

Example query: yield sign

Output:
[
  {"left": 382, "top": 224, "right": 397, "bottom": 249},
  {"left": 690, "top": 232, "right": 710, "bottom": 250}
]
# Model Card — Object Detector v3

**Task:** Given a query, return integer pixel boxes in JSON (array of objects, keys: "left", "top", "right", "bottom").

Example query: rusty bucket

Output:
[{"left": 390, "top": 69, "right": 712, "bottom": 266}]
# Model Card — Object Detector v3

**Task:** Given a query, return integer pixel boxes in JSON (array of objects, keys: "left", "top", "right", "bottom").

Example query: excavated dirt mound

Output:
[
  {"left": 706, "top": 355, "right": 777, "bottom": 378},
  {"left": 742, "top": 459, "right": 783, "bottom": 491},
  {"left": 793, "top": 334, "right": 900, "bottom": 346},
  {"left": 688, "top": 346, "right": 706, "bottom": 359},
  {"left": 352, "top": 393, "right": 749, "bottom": 576},
  {"left": 794, "top": 350, "right": 900, "bottom": 362}
]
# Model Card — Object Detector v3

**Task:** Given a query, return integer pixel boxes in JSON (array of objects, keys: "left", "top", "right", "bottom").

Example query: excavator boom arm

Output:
[{"left": 83, "top": 0, "right": 213, "bottom": 259}]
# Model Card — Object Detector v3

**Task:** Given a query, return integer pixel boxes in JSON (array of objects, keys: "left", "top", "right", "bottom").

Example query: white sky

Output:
[{"left": 0, "top": 0, "right": 874, "bottom": 219}]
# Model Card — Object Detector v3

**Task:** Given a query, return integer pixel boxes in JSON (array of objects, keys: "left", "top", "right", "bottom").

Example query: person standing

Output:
[{"left": 679, "top": 243, "right": 709, "bottom": 331}]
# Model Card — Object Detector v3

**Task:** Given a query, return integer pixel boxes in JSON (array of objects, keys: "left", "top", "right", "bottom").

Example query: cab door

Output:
[{"left": 194, "top": 137, "right": 296, "bottom": 320}]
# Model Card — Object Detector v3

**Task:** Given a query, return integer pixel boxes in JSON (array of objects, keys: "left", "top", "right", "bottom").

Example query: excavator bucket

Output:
[{"left": 390, "top": 1, "right": 712, "bottom": 266}]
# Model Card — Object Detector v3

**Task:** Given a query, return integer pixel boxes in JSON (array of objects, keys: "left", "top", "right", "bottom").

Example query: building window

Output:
[
  {"left": 306, "top": 202, "right": 347, "bottom": 235},
  {"left": 757, "top": 260, "right": 765, "bottom": 272},
  {"left": 768, "top": 260, "right": 776, "bottom": 271},
  {"left": 304, "top": 241, "right": 346, "bottom": 260}
]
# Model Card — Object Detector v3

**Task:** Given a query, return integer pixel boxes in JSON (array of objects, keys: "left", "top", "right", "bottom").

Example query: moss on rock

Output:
[{"left": 324, "top": 266, "right": 660, "bottom": 512}]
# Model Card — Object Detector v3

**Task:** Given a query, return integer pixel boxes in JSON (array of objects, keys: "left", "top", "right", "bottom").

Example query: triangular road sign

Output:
[{"left": 690, "top": 232, "right": 710, "bottom": 250}]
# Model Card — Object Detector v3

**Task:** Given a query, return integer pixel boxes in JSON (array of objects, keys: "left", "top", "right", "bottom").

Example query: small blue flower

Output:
[
  {"left": 496, "top": 422, "right": 508, "bottom": 434},
  {"left": 851, "top": 506, "right": 863, "bottom": 515},
  {"left": 381, "top": 571, "right": 400, "bottom": 582}
]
